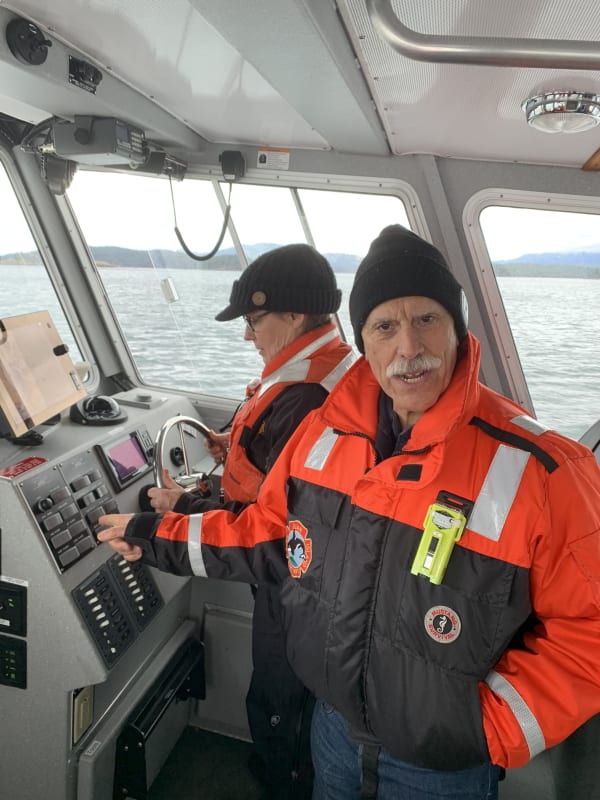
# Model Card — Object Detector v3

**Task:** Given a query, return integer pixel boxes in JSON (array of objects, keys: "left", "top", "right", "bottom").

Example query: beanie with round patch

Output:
[{"left": 216, "top": 243, "right": 341, "bottom": 320}]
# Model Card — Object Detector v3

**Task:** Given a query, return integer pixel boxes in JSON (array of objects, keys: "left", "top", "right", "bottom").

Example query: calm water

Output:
[{"left": 2, "top": 266, "right": 599, "bottom": 441}]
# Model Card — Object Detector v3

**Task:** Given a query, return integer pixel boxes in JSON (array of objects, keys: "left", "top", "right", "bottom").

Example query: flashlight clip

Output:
[{"left": 410, "top": 492, "right": 473, "bottom": 585}]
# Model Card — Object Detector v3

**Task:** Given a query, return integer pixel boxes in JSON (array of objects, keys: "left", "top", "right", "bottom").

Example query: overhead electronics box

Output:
[{"left": 52, "top": 116, "right": 147, "bottom": 165}]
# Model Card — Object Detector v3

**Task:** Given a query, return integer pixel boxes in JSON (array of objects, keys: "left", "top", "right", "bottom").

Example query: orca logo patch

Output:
[{"left": 286, "top": 520, "right": 312, "bottom": 578}]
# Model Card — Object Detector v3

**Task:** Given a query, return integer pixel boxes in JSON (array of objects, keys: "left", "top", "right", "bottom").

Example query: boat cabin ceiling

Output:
[{"left": 3, "top": 0, "right": 600, "bottom": 167}]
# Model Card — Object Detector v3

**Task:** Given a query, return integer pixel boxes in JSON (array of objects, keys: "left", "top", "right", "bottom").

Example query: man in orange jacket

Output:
[{"left": 100, "top": 226, "right": 600, "bottom": 800}]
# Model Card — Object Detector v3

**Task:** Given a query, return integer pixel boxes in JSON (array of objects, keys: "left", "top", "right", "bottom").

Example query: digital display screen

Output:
[
  {"left": 106, "top": 436, "right": 148, "bottom": 483},
  {"left": 94, "top": 430, "right": 153, "bottom": 492}
]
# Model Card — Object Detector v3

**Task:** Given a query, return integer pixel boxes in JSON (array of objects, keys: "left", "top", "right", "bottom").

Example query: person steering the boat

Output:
[
  {"left": 99, "top": 225, "right": 600, "bottom": 800},
  {"left": 145, "top": 242, "right": 354, "bottom": 800}
]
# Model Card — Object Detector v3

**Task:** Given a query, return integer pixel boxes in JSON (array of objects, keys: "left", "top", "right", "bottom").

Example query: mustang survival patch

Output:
[{"left": 424, "top": 605, "right": 462, "bottom": 644}]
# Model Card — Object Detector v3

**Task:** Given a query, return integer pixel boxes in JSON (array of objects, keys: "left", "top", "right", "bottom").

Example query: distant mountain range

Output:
[
  {"left": 1, "top": 244, "right": 599, "bottom": 277},
  {"left": 494, "top": 250, "right": 600, "bottom": 278},
  {"left": 0, "top": 244, "right": 362, "bottom": 273}
]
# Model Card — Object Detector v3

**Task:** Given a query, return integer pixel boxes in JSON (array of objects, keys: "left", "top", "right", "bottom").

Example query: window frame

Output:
[{"left": 0, "top": 147, "right": 98, "bottom": 388}]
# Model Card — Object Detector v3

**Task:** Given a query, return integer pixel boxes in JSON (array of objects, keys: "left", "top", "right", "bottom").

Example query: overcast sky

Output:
[{"left": 480, "top": 205, "right": 600, "bottom": 260}]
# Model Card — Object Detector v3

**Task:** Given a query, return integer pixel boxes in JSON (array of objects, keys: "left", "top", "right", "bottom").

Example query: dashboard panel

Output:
[{"left": 0, "top": 388, "right": 215, "bottom": 800}]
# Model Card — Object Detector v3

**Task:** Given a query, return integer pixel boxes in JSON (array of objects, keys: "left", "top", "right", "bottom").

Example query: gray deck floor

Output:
[
  {"left": 148, "top": 727, "right": 264, "bottom": 800},
  {"left": 148, "top": 719, "right": 600, "bottom": 800}
]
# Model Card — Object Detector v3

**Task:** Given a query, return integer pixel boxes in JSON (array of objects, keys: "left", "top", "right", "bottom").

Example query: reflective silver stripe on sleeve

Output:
[
  {"left": 485, "top": 670, "right": 546, "bottom": 759},
  {"left": 187, "top": 514, "right": 207, "bottom": 577},
  {"left": 468, "top": 444, "right": 529, "bottom": 541},
  {"left": 511, "top": 414, "right": 549, "bottom": 435},
  {"left": 304, "top": 427, "right": 338, "bottom": 471}
]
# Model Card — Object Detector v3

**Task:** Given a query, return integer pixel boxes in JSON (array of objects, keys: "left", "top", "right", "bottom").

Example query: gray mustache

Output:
[{"left": 386, "top": 355, "right": 442, "bottom": 378}]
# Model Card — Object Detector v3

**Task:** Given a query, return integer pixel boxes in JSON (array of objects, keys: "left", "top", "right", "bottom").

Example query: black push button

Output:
[
  {"left": 71, "top": 476, "right": 91, "bottom": 492},
  {"left": 42, "top": 513, "right": 63, "bottom": 532},
  {"left": 59, "top": 547, "right": 80, "bottom": 567},
  {"left": 50, "top": 530, "right": 72, "bottom": 549}
]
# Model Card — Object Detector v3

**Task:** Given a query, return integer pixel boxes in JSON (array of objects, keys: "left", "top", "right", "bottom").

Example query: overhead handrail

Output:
[{"left": 366, "top": 0, "right": 600, "bottom": 69}]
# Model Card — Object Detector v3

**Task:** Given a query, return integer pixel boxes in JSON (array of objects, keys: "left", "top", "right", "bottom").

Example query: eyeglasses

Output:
[{"left": 243, "top": 311, "right": 271, "bottom": 332}]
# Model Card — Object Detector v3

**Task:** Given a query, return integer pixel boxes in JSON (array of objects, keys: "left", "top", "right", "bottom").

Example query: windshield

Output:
[{"left": 66, "top": 171, "right": 408, "bottom": 398}]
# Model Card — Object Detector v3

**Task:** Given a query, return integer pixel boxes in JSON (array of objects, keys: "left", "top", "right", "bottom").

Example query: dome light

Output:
[{"left": 523, "top": 91, "right": 600, "bottom": 133}]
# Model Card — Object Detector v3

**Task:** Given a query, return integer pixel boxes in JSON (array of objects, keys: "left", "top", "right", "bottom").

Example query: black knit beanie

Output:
[
  {"left": 215, "top": 243, "right": 341, "bottom": 320},
  {"left": 349, "top": 225, "right": 468, "bottom": 352}
]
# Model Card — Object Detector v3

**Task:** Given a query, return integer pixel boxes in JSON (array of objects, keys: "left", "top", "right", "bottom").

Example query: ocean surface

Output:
[{"left": 2, "top": 266, "right": 598, "bottom": 442}]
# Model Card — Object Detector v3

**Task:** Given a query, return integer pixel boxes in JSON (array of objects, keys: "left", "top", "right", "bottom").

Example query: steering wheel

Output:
[{"left": 153, "top": 415, "right": 215, "bottom": 489}]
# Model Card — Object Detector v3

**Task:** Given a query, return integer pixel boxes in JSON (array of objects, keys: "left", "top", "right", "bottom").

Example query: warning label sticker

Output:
[{"left": 0, "top": 456, "right": 47, "bottom": 478}]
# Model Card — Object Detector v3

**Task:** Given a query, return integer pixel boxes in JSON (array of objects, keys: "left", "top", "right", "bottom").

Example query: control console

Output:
[{"left": 19, "top": 425, "right": 153, "bottom": 573}]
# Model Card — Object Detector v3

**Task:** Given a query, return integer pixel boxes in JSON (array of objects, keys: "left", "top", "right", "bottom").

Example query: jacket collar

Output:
[{"left": 261, "top": 320, "right": 342, "bottom": 382}]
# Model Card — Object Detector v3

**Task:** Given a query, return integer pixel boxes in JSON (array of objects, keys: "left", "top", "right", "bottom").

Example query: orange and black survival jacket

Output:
[
  {"left": 219, "top": 320, "right": 354, "bottom": 504},
  {"left": 173, "top": 321, "right": 354, "bottom": 514},
  {"left": 125, "top": 333, "right": 600, "bottom": 772}
]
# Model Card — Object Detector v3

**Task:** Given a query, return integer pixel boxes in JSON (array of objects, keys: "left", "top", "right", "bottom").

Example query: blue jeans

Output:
[{"left": 311, "top": 700, "right": 500, "bottom": 800}]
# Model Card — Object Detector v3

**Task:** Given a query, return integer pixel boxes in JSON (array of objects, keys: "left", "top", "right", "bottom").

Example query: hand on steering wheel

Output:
[
  {"left": 153, "top": 415, "right": 216, "bottom": 489},
  {"left": 205, "top": 431, "right": 230, "bottom": 465},
  {"left": 147, "top": 468, "right": 186, "bottom": 512}
]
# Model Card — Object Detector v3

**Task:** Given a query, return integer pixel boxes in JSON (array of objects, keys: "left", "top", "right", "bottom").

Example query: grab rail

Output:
[{"left": 366, "top": 0, "right": 600, "bottom": 69}]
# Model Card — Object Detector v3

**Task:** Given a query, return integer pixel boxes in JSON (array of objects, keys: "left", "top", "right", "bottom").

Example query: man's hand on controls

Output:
[{"left": 97, "top": 513, "right": 141, "bottom": 561}]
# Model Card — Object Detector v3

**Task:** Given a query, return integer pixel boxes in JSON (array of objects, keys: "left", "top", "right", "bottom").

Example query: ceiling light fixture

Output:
[{"left": 523, "top": 91, "right": 600, "bottom": 134}]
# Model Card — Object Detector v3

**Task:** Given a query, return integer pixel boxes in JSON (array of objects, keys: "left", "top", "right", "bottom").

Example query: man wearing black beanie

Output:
[
  {"left": 350, "top": 224, "right": 468, "bottom": 353},
  {"left": 100, "top": 228, "right": 600, "bottom": 800}
]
